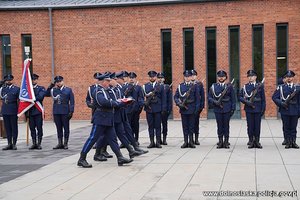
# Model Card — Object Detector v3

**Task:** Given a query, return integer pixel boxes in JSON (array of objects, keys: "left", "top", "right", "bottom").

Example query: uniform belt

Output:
[
  {"left": 288, "top": 100, "right": 297, "bottom": 104},
  {"left": 96, "top": 108, "right": 114, "bottom": 112},
  {"left": 4, "top": 101, "right": 17, "bottom": 104},
  {"left": 54, "top": 101, "right": 68, "bottom": 104},
  {"left": 253, "top": 97, "right": 261, "bottom": 102},
  {"left": 222, "top": 98, "right": 230, "bottom": 102}
]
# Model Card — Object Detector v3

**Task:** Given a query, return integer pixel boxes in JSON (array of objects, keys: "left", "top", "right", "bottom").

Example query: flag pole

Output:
[{"left": 26, "top": 118, "right": 29, "bottom": 146}]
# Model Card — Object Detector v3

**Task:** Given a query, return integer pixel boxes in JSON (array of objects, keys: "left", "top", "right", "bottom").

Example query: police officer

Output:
[
  {"left": 156, "top": 72, "right": 172, "bottom": 145},
  {"left": 277, "top": 76, "right": 288, "bottom": 145},
  {"left": 174, "top": 70, "right": 200, "bottom": 148},
  {"left": 143, "top": 71, "right": 167, "bottom": 148},
  {"left": 208, "top": 70, "right": 236, "bottom": 149},
  {"left": 272, "top": 70, "right": 300, "bottom": 149},
  {"left": 86, "top": 72, "right": 101, "bottom": 117},
  {"left": 46, "top": 76, "right": 75, "bottom": 150},
  {"left": 77, "top": 73, "right": 133, "bottom": 168},
  {"left": 0, "top": 74, "right": 20, "bottom": 150},
  {"left": 93, "top": 72, "right": 142, "bottom": 161},
  {"left": 124, "top": 72, "right": 144, "bottom": 144},
  {"left": 28, "top": 74, "right": 46, "bottom": 150},
  {"left": 239, "top": 70, "right": 265, "bottom": 149},
  {"left": 190, "top": 69, "right": 205, "bottom": 145},
  {"left": 115, "top": 71, "right": 148, "bottom": 154}
]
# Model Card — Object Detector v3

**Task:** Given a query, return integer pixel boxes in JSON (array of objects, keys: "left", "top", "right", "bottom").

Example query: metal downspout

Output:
[{"left": 48, "top": 7, "right": 55, "bottom": 80}]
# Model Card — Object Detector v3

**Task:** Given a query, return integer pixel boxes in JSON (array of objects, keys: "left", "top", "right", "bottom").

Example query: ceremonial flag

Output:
[{"left": 17, "top": 59, "right": 35, "bottom": 117}]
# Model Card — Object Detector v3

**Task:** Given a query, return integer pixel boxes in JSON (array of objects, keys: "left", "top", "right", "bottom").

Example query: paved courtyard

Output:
[{"left": 0, "top": 119, "right": 299, "bottom": 200}]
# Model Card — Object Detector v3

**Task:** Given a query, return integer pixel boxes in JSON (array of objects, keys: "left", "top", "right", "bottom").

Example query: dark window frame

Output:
[
  {"left": 252, "top": 24, "right": 264, "bottom": 81},
  {"left": 205, "top": 26, "right": 217, "bottom": 87},
  {"left": 1, "top": 34, "right": 12, "bottom": 76},
  {"left": 21, "top": 34, "right": 33, "bottom": 71},
  {"left": 276, "top": 23, "right": 288, "bottom": 83},
  {"left": 228, "top": 26, "right": 240, "bottom": 119},
  {"left": 183, "top": 28, "right": 194, "bottom": 70},
  {"left": 228, "top": 26, "right": 240, "bottom": 83},
  {"left": 161, "top": 29, "right": 172, "bottom": 85}
]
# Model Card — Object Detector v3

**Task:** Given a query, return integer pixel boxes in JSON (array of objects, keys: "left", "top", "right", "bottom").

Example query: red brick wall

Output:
[{"left": 0, "top": 0, "right": 299, "bottom": 120}]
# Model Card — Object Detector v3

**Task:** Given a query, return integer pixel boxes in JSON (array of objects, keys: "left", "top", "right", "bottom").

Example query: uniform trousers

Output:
[{"left": 3, "top": 115, "right": 18, "bottom": 145}]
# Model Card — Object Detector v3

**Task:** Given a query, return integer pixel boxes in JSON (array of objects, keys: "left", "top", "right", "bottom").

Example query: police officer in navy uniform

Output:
[
  {"left": 208, "top": 70, "right": 236, "bottom": 149},
  {"left": 46, "top": 76, "right": 75, "bottom": 150},
  {"left": 239, "top": 70, "right": 266, "bottom": 149},
  {"left": 143, "top": 70, "right": 167, "bottom": 148},
  {"left": 86, "top": 72, "right": 101, "bottom": 117},
  {"left": 156, "top": 72, "right": 172, "bottom": 145},
  {"left": 124, "top": 72, "right": 144, "bottom": 144},
  {"left": 0, "top": 74, "right": 20, "bottom": 150},
  {"left": 28, "top": 74, "right": 46, "bottom": 150},
  {"left": 272, "top": 70, "right": 300, "bottom": 149},
  {"left": 277, "top": 76, "right": 288, "bottom": 145},
  {"left": 77, "top": 73, "right": 133, "bottom": 168},
  {"left": 115, "top": 71, "right": 148, "bottom": 154},
  {"left": 174, "top": 70, "right": 200, "bottom": 148},
  {"left": 93, "top": 72, "right": 141, "bottom": 161},
  {"left": 190, "top": 69, "right": 205, "bottom": 145}
]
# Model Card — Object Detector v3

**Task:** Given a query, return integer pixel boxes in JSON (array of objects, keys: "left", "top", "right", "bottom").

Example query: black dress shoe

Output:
[
  {"left": 94, "top": 154, "right": 108, "bottom": 161},
  {"left": 77, "top": 159, "right": 92, "bottom": 168},
  {"left": 181, "top": 142, "right": 188, "bottom": 148},
  {"left": 117, "top": 157, "right": 133, "bottom": 166},
  {"left": 156, "top": 142, "right": 162, "bottom": 148},
  {"left": 255, "top": 142, "right": 263, "bottom": 149},
  {"left": 147, "top": 142, "right": 155, "bottom": 148},
  {"left": 12, "top": 145, "right": 17, "bottom": 150},
  {"left": 248, "top": 142, "right": 255, "bottom": 149},
  {"left": 2, "top": 144, "right": 13, "bottom": 150},
  {"left": 102, "top": 151, "right": 113, "bottom": 158},
  {"left": 282, "top": 139, "right": 287, "bottom": 145},
  {"left": 292, "top": 142, "right": 299, "bottom": 149}
]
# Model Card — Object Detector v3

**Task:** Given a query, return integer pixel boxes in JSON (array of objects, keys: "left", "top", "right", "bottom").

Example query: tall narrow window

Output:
[
  {"left": 22, "top": 34, "right": 33, "bottom": 71},
  {"left": 276, "top": 24, "right": 288, "bottom": 82},
  {"left": 1, "top": 35, "right": 12, "bottom": 76},
  {"left": 161, "top": 29, "right": 172, "bottom": 85},
  {"left": 206, "top": 27, "right": 217, "bottom": 119},
  {"left": 253, "top": 25, "right": 264, "bottom": 81},
  {"left": 183, "top": 28, "right": 194, "bottom": 70},
  {"left": 229, "top": 26, "right": 240, "bottom": 119}
]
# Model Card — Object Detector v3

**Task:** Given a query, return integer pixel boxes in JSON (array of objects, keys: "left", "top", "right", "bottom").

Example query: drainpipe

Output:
[{"left": 48, "top": 7, "right": 55, "bottom": 80}]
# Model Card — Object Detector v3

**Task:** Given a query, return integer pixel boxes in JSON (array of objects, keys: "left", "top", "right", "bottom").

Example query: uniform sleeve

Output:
[
  {"left": 208, "top": 85, "right": 215, "bottom": 107},
  {"left": 239, "top": 87, "right": 246, "bottom": 104},
  {"left": 199, "top": 84, "right": 205, "bottom": 110},
  {"left": 174, "top": 85, "right": 180, "bottom": 105},
  {"left": 261, "top": 86, "right": 266, "bottom": 111},
  {"left": 137, "top": 86, "right": 144, "bottom": 108},
  {"left": 161, "top": 85, "right": 167, "bottom": 112},
  {"left": 69, "top": 88, "right": 75, "bottom": 113},
  {"left": 230, "top": 86, "right": 236, "bottom": 111},
  {"left": 35, "top": 86, "right": 46, "bottom": 102},
  {"left": 195, "top": 85, "right": 201, "bottom": 112},
  {"left": 272, "top": 87, "right": 282, "bottom": 107},
  {"left": 167, "top": 85, "right": 172, "bottom": 112}
]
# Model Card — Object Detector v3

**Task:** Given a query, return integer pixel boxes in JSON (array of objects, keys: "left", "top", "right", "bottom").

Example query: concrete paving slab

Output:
[{"left": 0, "top": 119, "right": 300, "bottom": 200}]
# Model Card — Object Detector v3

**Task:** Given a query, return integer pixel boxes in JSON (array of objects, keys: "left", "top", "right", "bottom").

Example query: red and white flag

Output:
[{"left": 17, "top": 59, "right": 44, "bottom": 117}]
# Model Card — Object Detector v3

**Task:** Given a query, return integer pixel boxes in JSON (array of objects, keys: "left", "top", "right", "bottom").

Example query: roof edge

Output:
[{"left": 0, "top": 0, "right": 235, "bottom": 11}]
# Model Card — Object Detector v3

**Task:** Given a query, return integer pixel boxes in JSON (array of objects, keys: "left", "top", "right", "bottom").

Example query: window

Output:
[
  {"left": 161, "top": 29, "right": 172, "bottom": 84},
  {"left": 183, "top": 28, "right": 194, "bottom": 70},
  {"left": 206, "top": 28, "right": 217, "bottom": 90},
  {"left": 22, "top": 34, "right": 33, "bottom": 71},
  {"left": 252, "top": 25, "right": 264, "bottom": 81},
  {"left": 229, "top": 26, "right": 240, "bottom": 118},
  {"left": 206, "top": 28, "right": 217, "bottom": 119},
  {"left": 1, "top": 35, "right": 12, "bottom": 76},
  {"left": 276, "top": 24, "right": 288, "bottom": 82}
]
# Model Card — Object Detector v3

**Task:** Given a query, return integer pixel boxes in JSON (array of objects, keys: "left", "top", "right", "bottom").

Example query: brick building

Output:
[{"left": 0, "top": 0, "right": 299, "bottom": 120}]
